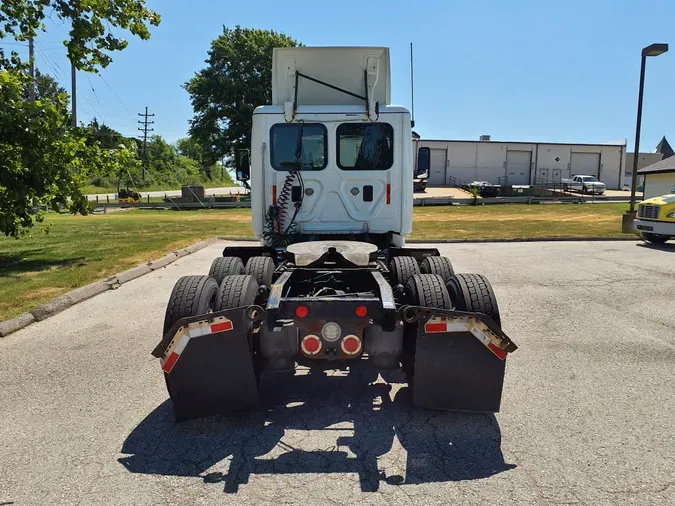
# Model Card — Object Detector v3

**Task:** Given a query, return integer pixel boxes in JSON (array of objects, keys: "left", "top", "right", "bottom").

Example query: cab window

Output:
[
  {"left": 337, "top": 123, "right": 393, "bottom": 170},
  {"left": 270, "top": 123, "right": 327, "bottom": 170}
]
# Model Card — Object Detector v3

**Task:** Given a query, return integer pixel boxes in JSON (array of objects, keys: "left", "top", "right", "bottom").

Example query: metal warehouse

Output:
[{"left": 414, "top": 137, "right": 627, "bottom": 190}]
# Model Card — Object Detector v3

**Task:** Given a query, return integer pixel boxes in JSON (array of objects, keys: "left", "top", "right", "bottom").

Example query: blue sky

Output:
[{"left": 2, "top": 0, "right": 673, "bottom": 150}]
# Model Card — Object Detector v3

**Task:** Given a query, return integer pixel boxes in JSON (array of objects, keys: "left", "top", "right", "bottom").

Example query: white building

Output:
[
  {"left": 414, "top": 137, "right": 627, "bottom": 190},
  {"left": 638, "top": 156, "right": 675, "bottom": 200}
]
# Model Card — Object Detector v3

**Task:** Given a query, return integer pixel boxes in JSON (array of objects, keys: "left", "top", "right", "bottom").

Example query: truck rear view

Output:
[{"left": 151, "top": 46, "right": 518, "bottom": 422}]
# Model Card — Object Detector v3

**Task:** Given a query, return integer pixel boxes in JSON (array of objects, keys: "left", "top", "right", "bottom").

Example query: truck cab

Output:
[
  {"left": 238, "top": 47, "right": 414, "bottom": 248},
  {"left": 634, "top": 184, "right": 675, "bottom": 244}
]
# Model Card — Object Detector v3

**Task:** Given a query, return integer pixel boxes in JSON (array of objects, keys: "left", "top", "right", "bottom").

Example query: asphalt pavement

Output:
[{"left": 1, "top": 240, "right": 674, "bottom": 505}]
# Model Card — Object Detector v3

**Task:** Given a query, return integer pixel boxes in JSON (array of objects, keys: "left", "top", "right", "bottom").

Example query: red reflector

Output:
[
  {"left": 386, "top": 184, "right": 391, "bottom": 204},
  {"left": 488, "top": 342, "right": 507, "bottom": 360},
  {"left": 296, "top": 306, "right": 308, "bottom": 318},
  {"left": 210, "top": 320, "right": 233, "bottom": 333},
  {"left": 162, "top": 352, "right": 180, "bottom": 373},
  {"left": 272, "top": 185, "right": 277, "bottom": 205},
  {"left": 303, "top": 335, "right": 320, "bottom": 353},
  {"left": 425, "top": 322, "right": 447, "bottom": 333},
  {"left": 355, "top": 305, "right": 368, "bottom": 317},
  {"left": 342, "top": 335, "right": 361, "bottom": 354}
]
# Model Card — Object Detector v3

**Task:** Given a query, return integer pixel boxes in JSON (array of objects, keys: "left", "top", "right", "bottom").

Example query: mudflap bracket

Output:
[
  {"left": 401, "top": 305, "right": 517, "bottom": 413},
  {"left": 153, "top": 305, "right": 264, "bottom": 422}
]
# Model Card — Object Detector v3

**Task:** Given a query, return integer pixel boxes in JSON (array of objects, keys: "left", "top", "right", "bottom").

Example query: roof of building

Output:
[
  {"left": 637, "top": 155, "right": 675, "bottom": 174},
  {"left": 418, "top": 138, "right": 626, "bottom": 147},
  {"left": 654, "top": 136, "right": 674, "bottom": 158}
]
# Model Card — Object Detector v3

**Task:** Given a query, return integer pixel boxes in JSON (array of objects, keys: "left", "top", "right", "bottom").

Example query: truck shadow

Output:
[
  {"left": 118, "top": 367, "right": 515, "bottom": 493},
  {"left": 636, "top": 242, "right": 675, "bottom": 252}
]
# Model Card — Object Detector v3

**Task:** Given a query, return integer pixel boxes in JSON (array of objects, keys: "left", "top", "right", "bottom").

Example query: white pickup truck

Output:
[{"left": 561, "top": 175, "right": 606, "bottom": 195}]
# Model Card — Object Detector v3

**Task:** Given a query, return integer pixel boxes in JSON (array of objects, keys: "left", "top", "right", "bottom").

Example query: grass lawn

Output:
[
  {"left": 0, "top": 203, "right": 634, "bottom": 321},
  {"left": 410, "top": 202, "right": 633, "bottom": 240}
]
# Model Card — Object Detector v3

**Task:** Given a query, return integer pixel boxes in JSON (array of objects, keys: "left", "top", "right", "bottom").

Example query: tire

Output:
[
  {"left": 163, "top": 275, "right": 219, "bottom": 336},
  {"left": 389, "top": 256, "right": 421, "bottom": 286},
  {"left": 405, "top": 273, "right": 452, "bottom": 309},
  {"left": 420, "top": 256, "right": 455, "bottom": 283},
  {"left": 216, "top": 275, "right": 263, "bottom": 381},
  {"left": 402, "top": 274, "right": 452, "bottom": 384},
  {"left": 245, "top": 256, "right": 275, "bottom": 287},
  {"left": 209, "top": 256, "right": 245, "bottom": 284},
  {"left": 642, "top": 233, "right": 671, "bottom": 244},
  {"left": 446, "top": 273, "right": 501, "bottom": 326},
  {"left": 216, "top": 274, "right": 259, "bottom": 310}
]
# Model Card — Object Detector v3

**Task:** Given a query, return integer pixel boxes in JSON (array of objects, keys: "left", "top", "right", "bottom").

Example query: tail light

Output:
[
  {"left": 301, "top": 334, "right": 321, "bottom": 355},
  {"left": 341, "top": 335, "right": 362, "bottom": 355}
]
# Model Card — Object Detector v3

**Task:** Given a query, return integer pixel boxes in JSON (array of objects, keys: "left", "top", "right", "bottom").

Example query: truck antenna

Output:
[{"left": 410, "top": 42, "right": 415, "bottom": 128}]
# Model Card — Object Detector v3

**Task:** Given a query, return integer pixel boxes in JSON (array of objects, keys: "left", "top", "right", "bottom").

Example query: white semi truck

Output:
[{"left": 152, "top": 47, "right": 517, "bottom": 422}]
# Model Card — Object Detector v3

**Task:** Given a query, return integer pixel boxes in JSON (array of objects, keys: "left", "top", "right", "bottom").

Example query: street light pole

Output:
[
  {"left": 629, "top": 53, "right": 647, "bottom": 213},
  {"left": 623, "top": 42, "right": 668, "bottom": 232}
]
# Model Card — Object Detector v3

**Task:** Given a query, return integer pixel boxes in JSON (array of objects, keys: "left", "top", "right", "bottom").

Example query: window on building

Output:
[
  {"left": 270, "top": 123, "right": 327, "bottom": 170},
  {"left": 337, "top": 123, "right": 393, "bottom": 170}
]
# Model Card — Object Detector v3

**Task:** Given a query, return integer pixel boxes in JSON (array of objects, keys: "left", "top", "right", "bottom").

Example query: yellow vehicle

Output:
[
  {"left": 633, "top": 184, "right": 675, "bottom": 244},
  {"left": 118, "top": 188, "right": 141, "bottom": 204}
]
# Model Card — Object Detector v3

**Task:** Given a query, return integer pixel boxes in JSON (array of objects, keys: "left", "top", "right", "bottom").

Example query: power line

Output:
[
  {"left": 98, "top": 73, "right": 134, "bottom": 117},
  {"left": 87, "top": 74, "right": 108, "bottom": 124}
]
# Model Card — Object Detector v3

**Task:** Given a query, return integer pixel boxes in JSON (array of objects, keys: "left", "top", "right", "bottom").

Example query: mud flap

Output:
[
  {"left": 403, "top": 306, "right": 517, "bottom": 413},
  {"left": 152, "top": 306, "right": 263, "bottom": 422}
]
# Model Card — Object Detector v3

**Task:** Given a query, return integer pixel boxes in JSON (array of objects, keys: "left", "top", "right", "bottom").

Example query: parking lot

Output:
[{"left": 1, "top": 240, "right": 674, "bottom": 506}]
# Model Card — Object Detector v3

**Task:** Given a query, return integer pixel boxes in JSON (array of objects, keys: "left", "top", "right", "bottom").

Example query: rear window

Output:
[
  {"left": 270, "top": 123, "right": 327, "bottom": 170},
  {"left": 337, "top": 123, "right": 393, "bottom": 170}
]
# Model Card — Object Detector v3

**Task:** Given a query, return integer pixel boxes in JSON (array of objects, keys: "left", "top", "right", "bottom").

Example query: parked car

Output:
[{"left": 561, "top": 175, "right": 606, "bottom": 195}]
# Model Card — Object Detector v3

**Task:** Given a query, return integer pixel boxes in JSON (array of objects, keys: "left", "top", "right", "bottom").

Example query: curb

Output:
[{"left": 0, "top": 238, "right": 219, "bottom": 338}]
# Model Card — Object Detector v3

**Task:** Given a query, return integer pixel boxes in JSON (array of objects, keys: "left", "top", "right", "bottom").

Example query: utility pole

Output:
[
  {"left": 28, "top": 38, "right": 35, "bottom": 101},
  {"left": 71, "top": 62, "right": 77, "bottom": 127},
  {"left": 138, "top": 106, "right": 155, "bottom": 181}
]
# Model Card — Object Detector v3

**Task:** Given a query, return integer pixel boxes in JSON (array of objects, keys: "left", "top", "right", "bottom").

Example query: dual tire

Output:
[
  {"left": 164, "top": 255, "right": 273, "bottom": 336},
  {"left": 208, "top": 256, "right": 274, "bottom": 287}
]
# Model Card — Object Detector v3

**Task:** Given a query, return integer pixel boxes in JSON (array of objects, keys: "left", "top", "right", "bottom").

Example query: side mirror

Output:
[
  {"left": 235, "top": 149, "right": 250, "bottom": 182},
  {"left": 416, "top": 146, "right": 430, "bottom": 178}
]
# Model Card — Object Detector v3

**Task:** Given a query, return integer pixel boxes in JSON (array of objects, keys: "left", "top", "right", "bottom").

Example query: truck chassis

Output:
[{"left": 152, "top": 241, "right": 517, "bottom": 422}]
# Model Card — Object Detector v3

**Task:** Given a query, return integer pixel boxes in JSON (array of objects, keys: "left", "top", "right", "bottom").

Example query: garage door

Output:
[
  {"left": 506, "top": 151, "right": 531, "bottom": 185},
  {"left": 570, "top": 152, "right": 600, "bottom": 178},
  {"left": 428, "top": 148, "right": 447, "bottom": 185}
]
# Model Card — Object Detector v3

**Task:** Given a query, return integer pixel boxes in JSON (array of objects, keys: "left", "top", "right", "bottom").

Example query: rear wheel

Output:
[
  {"left": 209, "top": 256, "right": 245, "bottom": 284},
  {"left": 389, "top": 256, "right": 421, "bottom": 286},
  {"left": 216, "top": 274, "right": 259, "bottom": 310},
  {"left": 163, "top": 275, "right": 219, "bottom": 336},
  {"left": 420, "top": 256, "right": 455, "bottom": 283},
  {"left": 245, "top": 256, "right": 275, "bottom": 287},
  {"left": 642, "top": 233, "right": 671, "bottom": 244},
  {"left": 446, "top": 273, "right": 501, "bottom": 326},
  {"left": 402, "top": 274, "right": 452, "bottom": 383},
  {"left": 216, "top": 275, "right": 263, "bottom": 381}
]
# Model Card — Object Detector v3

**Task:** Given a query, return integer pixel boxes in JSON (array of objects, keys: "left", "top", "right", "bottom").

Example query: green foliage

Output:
[
  {"left": 0, "top": 0, "right": 161, "bottom": 71},
  {"left": 22, "top": 69, "right": 68, "bottom": 102},
  {"left": 470, "top": 186, "right": 480, "bottom": 205},
  {"left": 0, "top": 1, "right": 161, "bottom": 238},
  {"left": 0, "top": 69, "right": 115, "bottom": 237},
  {"left": 185, "top": 26, "right": 300, "bottom": 167}
]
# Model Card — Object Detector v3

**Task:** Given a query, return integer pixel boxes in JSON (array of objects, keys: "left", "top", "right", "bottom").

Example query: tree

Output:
[
  {"left": 0, "top": 71, "right": 108, "bottom": 237},
  {"left": 0, "top": 1, "right": 161, "bottom": 236},
  {"left": 0, "top": 1, "right": 160, "bottom": 71},
  {"left": 185, "top": 26, "right": 300, "bottom": 167},
  {"left": 22, "top": 69, "right": 68, "bottom": 102}
]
